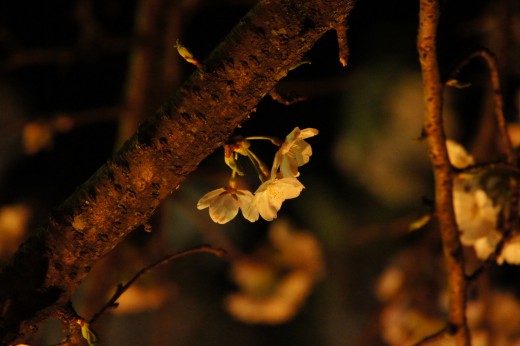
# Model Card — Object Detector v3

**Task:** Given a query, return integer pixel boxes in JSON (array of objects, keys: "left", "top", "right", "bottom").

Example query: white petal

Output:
[
  {"left": 446, "top": 139, "right": 474, "bottom": 169},
  {"left": 235, "top": 189, "right": 253, "bottom": 209},
  {"left": 255, "top": 191, "right": 279, "bottom": 221},
  {"left": 209, "top": 194, "right": 240, "bottom": 224},
  {"left": 197, "top": 188, "right": 226, "bottom": 209},
  {"left": 279, "top": 154, "right": 299, "bottom": 178},
  {"left": 274, "top": 177, "right": 305, "bottom": 200},
  {"left": 299, "top": 128, "right": 319, "bottom": 139},
  {"left": 293, "top": 141, "right": 312, "bottom": 166},
  {"left": 498, "top": 236, "right": 520, "bottom": 265},
  {"left": 242, "top": 204, "right": 260, "bottom": 222},
  {"left": 236, "top": 190, "right": 258, "bottom": 222},
  {"left": 473, "top": 230, "right": 502, "bottom": 260}
]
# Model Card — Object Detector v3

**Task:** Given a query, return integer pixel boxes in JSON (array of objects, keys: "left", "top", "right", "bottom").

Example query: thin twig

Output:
[
  {"left": 89, "top": 245, "right": 226, "bottom": 324},
  {"left": 455, "top": 161, "right": 520, "bottom": 176},
  {"left": 334, "top": 22, "right": 349, "bottom": 67},
  {"left": 412, "top": 325, "right": 450, "bottom": 346},
  {"left": 417, "top": 0, "right": 470, "bottom": 345},
  {"left": 268, "top": 89, "right": 306, "bottom": 106}
]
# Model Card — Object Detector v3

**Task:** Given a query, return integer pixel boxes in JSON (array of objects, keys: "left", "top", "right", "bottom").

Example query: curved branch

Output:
[
  {"left": 89, "top": 245, "right": 225, "bottom": 324},
  {"left": 0, "top": 1, "right": 356, "bottom": 343}
]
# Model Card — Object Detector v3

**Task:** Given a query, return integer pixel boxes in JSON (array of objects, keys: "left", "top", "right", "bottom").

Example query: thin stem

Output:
[
  {"left": 412, "top": 326, "right": 450, "bottom": 346},
  {"left": 417, "top": 0, "right": 470, "bottom": 345},
  {"left": 229, "top": 169, "right": 237, "bottom": 189},
  {"left": 244, "top": 136, "right": 282, "bottom": 146},
  {"left": 244, "top": 147, "right": 270, "bottom": 182},
  {"left": 89, "top": 245, "right": 225, "bottom": 324}
]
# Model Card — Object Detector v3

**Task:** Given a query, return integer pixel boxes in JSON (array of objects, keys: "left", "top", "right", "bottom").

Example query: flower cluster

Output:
[
  {"left": 197, "top": 127, "right": 318, "bottom": 224},
  {"left": 447, "top": 139, "right": 520, "bottom": 264}
]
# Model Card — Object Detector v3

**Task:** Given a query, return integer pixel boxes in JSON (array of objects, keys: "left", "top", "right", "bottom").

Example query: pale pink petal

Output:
[
  {"left": 209, "top": 194, "right": 240, "bottom": 224},
  {"left": 274, "top": 127, "right": 317, "bottom": 178},
  {"left": 275, "top": 177, "right": 305, "bottom": 200},
  {"left": 248, "top": 178, "right": 304, "bottom": 221},
  {"left": 256, "top": 191, "right": 279, "bottom": 221},
  {"left": 236, "top": 190, "right": 257, "bottom": 222},
  {"left": 299, "top": 128, "right": 319, "bottom": 139},
  {"left": 197, "top": 188, "right": 226, "bottom": 209}
]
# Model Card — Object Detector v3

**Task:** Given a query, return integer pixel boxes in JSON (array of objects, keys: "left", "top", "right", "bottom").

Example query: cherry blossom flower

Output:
[
  {"left": 498, "top": 235, "right": 520, "bottom": 265},
  {"left": 225, "top": 220, "right": 324, "bottom": 324},
  {"left": 197, "top": 187, "right": 255, "bottom": 224},
  {"left": 244, "top": 176, "right": 304, "bottom": 222},
  {"left": 446, "top": 139, "right": 474, "bottom": 169},
  {"left": 473, "top": 229, "right": 503, "bottom": 260},
  {"left": 453, "top": 182, "right": 500, "bottom": 246},
  {"left": 273, "top": 127, "right": 318, "bottom": 177},
  {"left": 447, "top": 139, "right": 501, "bottom": 255}
]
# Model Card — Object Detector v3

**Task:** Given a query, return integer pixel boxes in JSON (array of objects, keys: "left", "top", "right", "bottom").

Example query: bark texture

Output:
[
  {"left": 0, "top": 0, "right": 355, "bottom": 343},
  {"left": 417, "top": 0, "right": 470, "bottom": 344}
]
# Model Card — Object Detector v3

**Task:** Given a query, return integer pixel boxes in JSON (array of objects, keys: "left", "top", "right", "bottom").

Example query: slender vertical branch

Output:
[{"left": 417, "top": 0, "right": 470, "bottom": 345}]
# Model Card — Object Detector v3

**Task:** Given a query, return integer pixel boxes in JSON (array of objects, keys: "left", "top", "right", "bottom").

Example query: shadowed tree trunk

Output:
[{"left": 0, "top": 0, "right": 354, "bottom": 343}]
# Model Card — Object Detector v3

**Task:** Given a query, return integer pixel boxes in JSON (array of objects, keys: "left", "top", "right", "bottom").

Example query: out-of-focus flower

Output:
[
  {"left": 197, "top": 187, "right": 255, "bottom": 224},
  {"left": 0, "top": 204, "right": 31, "bottom": 260},
  {"left": 498, "top": 235, "right": 520, "bottom": 265},
  {"left": 507, "top": 123, "right": 520, "bottom": 148},
  {"left": 380, "top": 302, "right": 444, "bottom": 346},
  {"left": 446, "top": 139, "right": 475, "bottom": 169},
  {"left": 244, "top": 176, "right": 304, "bottom": 221},
  {"left": 473, "top": 229, "right": 503, "bottom": 260},
  {"left": 488, "top": 291, "right": 520, "bottom": 337},
  {"left": 376, "top": 266, "right": 405, "bottom": 302},
  {"left": 446, "top": 139, "right": 504, "bottom": 260},
  {"left": 111, "top": 284, "right": 172, "bottom": 314},
  {"left": 453, "top": 181, "right": 500, "bottom": 246},
  {"left": 273, "top": 127, "right": 318, "bottom": 177},
  {"left": 23, "top": 122, "right": 54, "bottom": 155},
  {"left": 225, "top": 220, "right": 324, "bottom": 324}
]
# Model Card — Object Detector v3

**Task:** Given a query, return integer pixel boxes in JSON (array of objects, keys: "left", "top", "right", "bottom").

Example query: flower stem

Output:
[
  {"left": 244, "top": 136, "right": 282, "bottom": 146},
  {"left": 244, "top": 147, "right": 270, "bottom": 182}
]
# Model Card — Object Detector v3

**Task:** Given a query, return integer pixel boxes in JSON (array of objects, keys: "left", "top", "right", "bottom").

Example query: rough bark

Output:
[{"left": 0, "top": 0, "right": 355, "bottom": 343}]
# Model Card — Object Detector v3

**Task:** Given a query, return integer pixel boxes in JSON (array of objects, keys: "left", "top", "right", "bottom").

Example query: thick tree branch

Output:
[
  {"left": 0, "top": 0, "right": 355, "bottom": 343},
  {"left": 417, "top": 0, "right": 470, "bottom": 345}
]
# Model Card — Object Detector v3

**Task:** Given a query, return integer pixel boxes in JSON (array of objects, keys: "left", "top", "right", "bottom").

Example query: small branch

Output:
[
  {"left": 412, "top": 325, "right": 450, "bottom": 346},
  {"left": 268, "top": 89, "right": 306, "bottom": 106},
  {"left": 89, "top": 245, "right": 225, "bottom": 324},
  {"left": 417, "top": 0, "right": 470, "bottom": 345},
  {"left": 334, "top": 22, "right": 349, "bottom": 67}
]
